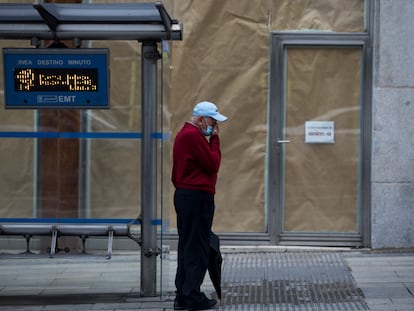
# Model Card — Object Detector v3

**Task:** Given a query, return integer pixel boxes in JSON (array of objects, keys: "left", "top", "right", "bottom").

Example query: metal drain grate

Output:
[{"left": 218, "top": 252, "right": 369, "bottom": 311}]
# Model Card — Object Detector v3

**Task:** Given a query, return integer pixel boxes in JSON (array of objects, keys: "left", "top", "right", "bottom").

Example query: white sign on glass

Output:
[{"left": 305, "top": 121, "right": 335, "bottom": 144}]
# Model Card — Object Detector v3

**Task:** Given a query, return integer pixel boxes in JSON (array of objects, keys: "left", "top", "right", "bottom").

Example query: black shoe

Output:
[
  {"left": 173, "top": 297, "right": 186, "bottom": 310},
  {"left": 187, "top": 297, "right": 217, "bottom": 311}
]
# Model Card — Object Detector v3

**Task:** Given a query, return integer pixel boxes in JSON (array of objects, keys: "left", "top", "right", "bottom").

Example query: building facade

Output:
[{"left": 0, "top": 0, "right": 412, "bottom": 251}]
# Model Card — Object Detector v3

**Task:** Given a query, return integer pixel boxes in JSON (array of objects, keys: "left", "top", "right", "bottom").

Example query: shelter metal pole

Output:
[{"left": 140, "top": 41, "right": 159, "bottom": 297}]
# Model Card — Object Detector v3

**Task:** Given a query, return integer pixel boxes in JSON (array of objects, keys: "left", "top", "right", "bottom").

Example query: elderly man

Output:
[{"left": 172, "top": 101, "right": 228, "bottom": 310}]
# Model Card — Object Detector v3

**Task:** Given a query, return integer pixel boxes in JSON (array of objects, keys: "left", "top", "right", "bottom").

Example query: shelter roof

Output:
[{"left": 0, "top": 2, "right": 182, "bottom": 41}]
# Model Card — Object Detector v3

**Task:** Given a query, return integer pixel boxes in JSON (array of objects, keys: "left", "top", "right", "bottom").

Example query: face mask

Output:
[
  {"left": 202, "top": 125, "right": 214, "bottom": 136},
  {"left": 201, "top": 117, "right": 214, "bottom": 136}
]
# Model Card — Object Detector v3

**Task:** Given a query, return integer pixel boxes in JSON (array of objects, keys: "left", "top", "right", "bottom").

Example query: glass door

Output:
[
  {"left": 284, "top": 46, "right": 361, "bottom": 232},
  {"left": 268, "top": 33, "right": 371, "bottom": 246}
]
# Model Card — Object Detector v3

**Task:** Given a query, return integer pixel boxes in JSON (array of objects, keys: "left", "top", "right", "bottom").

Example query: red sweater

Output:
[{"left": 172, "top": 122, "right": 221, "bottom": 194}]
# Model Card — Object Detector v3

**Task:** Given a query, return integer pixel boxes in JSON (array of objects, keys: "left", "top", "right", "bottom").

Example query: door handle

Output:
[{"left": 277, "top": 139, "right": 291, "bottom": 144}]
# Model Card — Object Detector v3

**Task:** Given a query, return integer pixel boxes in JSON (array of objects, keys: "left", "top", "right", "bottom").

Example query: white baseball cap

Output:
[{"left": 193, "top": 101, "right": 228, "bottom": 122}]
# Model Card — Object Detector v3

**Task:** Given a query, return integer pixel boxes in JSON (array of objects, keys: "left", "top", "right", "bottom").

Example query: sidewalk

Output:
[
  {"left": 345, "top": 250, "right": 414, "bottom": 311},
  {"left": 0, "top": 247, "right": 413, "bottom": 310}
]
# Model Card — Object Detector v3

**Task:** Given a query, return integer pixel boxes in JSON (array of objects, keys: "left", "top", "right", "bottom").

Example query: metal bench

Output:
[{"left": 0, "top": 218, "right": 142, "bottom": 259}]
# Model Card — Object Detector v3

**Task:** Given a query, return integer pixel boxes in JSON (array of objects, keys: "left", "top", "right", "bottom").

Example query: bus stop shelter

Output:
[{"left": 0, "top": 2, "right": 183, "bottom": 297}]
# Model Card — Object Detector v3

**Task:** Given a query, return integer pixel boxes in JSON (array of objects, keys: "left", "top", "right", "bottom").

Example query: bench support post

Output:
[
  {"left": 107, "top": 227, "right": 114, "bottom": 259},
  {"left": 23, "top": 234, "right": 32, "bottom": 253},
  {"left": 50, "top": 226, "right": 58, "bottom": 257}
]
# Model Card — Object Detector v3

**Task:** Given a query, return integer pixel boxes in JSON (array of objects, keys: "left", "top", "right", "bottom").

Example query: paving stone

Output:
[{"left": 359, "top": 283, "right": 412, "bottom": 299}]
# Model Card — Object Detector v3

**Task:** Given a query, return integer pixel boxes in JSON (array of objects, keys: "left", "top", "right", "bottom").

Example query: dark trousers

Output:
[{"left": 174, "top": 188, "right": 215, "bottom": 303}]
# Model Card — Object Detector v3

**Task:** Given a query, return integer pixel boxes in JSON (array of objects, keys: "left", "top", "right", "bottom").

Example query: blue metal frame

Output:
[{"left": 0, "top": 131, "right": 170, "bottom": 139}]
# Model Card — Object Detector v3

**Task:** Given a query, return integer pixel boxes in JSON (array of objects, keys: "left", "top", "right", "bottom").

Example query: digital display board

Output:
[
  {"left": 14, "top": 68, "right": 99, "bottom": 92},
  {"left": 3, "top": 48, "right": 109, "bottom": 109}
]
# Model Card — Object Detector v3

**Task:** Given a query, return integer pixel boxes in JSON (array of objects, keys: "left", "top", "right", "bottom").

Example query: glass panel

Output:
[
  {"left": 0, "top": 137, "right": 34, "bottom": 218},
  {"left": 270, "top": 0, "right": 365, "bottom": 32},
  {"left": 0, "top": 38, "right": 35, "bottom": 219},
  {"left": 88, "top": 139, "right": 141, "bottom": 218},
  {"left": 283, "top": 47, "right": 361, "bottom": 233},
  {"left": 84, "top": 40, "right": 141, "bottom": 219}
]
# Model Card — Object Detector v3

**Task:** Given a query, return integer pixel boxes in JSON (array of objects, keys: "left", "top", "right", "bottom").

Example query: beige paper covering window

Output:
[
  {"left": 170, "top": 1, "right": 270, "bottom": 232},
  {"left": 283, "top": 48, "right": 361, "bottom": 232},
  {"left": 271, "top": 0, "right": 364, "bottom": 32},
  {"left": 169, "top": 0, "right": 364, "bottom": 233}
]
